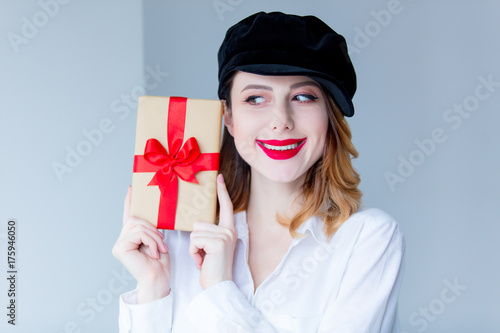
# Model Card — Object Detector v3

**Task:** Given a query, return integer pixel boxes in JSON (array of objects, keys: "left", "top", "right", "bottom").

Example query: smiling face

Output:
[{"left": 223, "top": 71, "right": 330, "bottom": 184}]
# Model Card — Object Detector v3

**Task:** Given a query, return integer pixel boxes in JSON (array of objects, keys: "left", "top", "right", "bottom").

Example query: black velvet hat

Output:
[{"left": 217, "top": 11, "right": 357, "bottom": 117}]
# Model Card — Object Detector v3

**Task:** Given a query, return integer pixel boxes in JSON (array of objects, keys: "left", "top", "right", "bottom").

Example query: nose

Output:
[{"left": 269, "top": 102, "right": 294, "bottom": 132}]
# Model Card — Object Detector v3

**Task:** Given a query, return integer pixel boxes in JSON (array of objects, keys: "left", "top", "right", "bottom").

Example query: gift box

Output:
[{"left": 130, "top": 96, "right": 223, "bottom": 231}]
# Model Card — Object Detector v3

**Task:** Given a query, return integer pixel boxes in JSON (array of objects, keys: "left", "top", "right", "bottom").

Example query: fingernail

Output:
[{"left": 218, "top": 174, "right": 224, "bottom": 184}]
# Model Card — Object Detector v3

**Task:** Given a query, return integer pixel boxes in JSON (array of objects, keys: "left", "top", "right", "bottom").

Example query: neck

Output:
[{"left": 246, "top": 168, "right": 305, "bottom": 230}]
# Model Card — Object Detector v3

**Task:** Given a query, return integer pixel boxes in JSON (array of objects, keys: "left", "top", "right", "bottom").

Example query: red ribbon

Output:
[{"left": 133, "top": 97, "right": 219, "bottom": 229}]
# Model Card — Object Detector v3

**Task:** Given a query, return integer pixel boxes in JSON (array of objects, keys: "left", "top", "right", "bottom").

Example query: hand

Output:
[
  {"left": 189, "top": 174, "right": 237, "bottom": 289},
  {"left": 112, "top": 186, "right": 171, "bottom": 303}
]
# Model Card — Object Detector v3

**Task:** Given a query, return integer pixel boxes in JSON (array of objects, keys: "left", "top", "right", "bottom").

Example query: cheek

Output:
[
  {"left": 319, "top": 123, "right": 329, "bottom": 151},
  {"left": 231, "top": 111, "right": 268, "bottom": 143},
  {"left": 304, "top": 111, "right": 329, "bottom": 138},
  {"left": 304, "top": 111, "right": 329, "bottom": 158},
  {"left": 231, "top": 116, "right": 259, "bottom": 162}
]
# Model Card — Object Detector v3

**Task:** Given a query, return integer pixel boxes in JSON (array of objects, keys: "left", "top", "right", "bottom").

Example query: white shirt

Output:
[{"left": 118, "top": 207, "right": 405, "bottom": 332}]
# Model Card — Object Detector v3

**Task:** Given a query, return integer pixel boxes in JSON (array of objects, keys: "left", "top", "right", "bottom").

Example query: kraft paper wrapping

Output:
[{"left": 130, "top": 96, "right": 223, "bottom": 231}]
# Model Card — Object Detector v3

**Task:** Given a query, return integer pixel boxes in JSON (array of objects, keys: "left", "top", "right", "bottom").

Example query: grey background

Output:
[{"left": 1, "top": 0, "right": 499, "bottom": 332}]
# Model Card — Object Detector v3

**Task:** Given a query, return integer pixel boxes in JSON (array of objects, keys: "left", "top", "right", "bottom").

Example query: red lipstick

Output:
[{"left": 256, "top": 138, "right": 307, "bottom": 160}]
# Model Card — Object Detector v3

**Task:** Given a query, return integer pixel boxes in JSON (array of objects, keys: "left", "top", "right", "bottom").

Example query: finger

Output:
[
  {"left": 138, "top": 227, "right": 168, "bottom": 253},
  {"left": 123, "top": 186, "right": 132, "bottom": 226},
  {"left": 190, "top": 233, "right": 232, "bottom": 267},
  {"left": 116, "top": 231, "right": 160, "bottom": 259},
  {"left": 192, "top": 222, "right": 236, "bottom": 248},
  {"left": 188, "top": 239, "right": 204, "bottom": 270},
  {"left": 139, "top": 233, "right": 160, "bottom": 259},
  {"left": 138, "top": 243, "right": 165, "bottom": 260},
  {"left": 190, "top": 230, "right": 229, "bottom": 241},
  {"left": 192, "top": 221, "right": 225, "bottom": 232},
  {"left": 216, "top": 174, "right": 234, "bottom": 229},
  {"left": 124, "top": 221, "right": 167, "bottom": 253},
  {"left": 189, "top": 249, "right": 203, "bottom": 270},
  {"left": 123, "top": 216, "right": 164, "bottom": 240}
]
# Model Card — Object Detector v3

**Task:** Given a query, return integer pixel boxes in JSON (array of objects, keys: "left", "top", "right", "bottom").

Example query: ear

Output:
[{"left": 221, "top": 99, "right": 234, "bottom": 137}]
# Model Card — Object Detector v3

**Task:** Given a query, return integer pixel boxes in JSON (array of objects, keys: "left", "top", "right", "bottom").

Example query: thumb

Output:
[
  {"left": 216, "top": 174, "right": 234, "bottom": 229},
  {"left": 123, "top": 186, "right": 132, "bottom": 226}
]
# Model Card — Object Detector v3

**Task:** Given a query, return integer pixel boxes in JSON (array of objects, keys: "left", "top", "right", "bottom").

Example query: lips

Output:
[{"left": 256, "top": 138, "right": 307, "bottom": 160}]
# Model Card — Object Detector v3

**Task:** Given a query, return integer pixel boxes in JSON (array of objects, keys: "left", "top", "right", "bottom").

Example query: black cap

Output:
[{"left": 217, "top": 11, "right": 356, "bottom": 117}]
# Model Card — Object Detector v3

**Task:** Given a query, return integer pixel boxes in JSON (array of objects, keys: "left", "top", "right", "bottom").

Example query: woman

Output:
[{"left": 113, "top": 11, "right": 405, "bottom": 332}]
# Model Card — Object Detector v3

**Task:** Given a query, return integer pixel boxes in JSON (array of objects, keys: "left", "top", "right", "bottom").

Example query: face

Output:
[{"left": 224, "top": 71, "right": 329, "bottom": 184}]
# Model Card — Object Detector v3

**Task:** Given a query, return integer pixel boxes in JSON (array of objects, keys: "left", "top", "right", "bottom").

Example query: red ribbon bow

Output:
[
  {"left": 144, "top": 137, "right": 202, "bottom": 192},
  {"left": 133, "top": 97, "right": 219, "bottom": 229}
]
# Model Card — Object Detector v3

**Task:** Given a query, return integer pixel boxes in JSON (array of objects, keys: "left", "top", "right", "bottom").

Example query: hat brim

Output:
[{"left": 231, "top": 64, "right": 354, "bottom": 117}]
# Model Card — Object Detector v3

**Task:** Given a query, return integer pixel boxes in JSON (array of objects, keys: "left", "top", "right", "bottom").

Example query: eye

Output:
[
  {"left": 293, "top": 94, "right": 318, "bottom": 102},
  {"left": 244, "top": 95, "right": 266, "bottom": 105}
]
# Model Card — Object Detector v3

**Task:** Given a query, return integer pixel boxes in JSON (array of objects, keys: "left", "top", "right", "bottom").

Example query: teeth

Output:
[{"left": 261, "top": 141, "right": 302, "bottom": 151}]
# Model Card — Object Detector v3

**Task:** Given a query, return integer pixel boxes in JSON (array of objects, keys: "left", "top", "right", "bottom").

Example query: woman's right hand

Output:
[{"left": 112, "top": 186, "right": 171, "bottom": 303}]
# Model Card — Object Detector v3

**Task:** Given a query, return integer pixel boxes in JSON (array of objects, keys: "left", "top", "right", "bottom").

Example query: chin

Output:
[{"left": 252, "top": 162, "right": 306, "bottom": 184}]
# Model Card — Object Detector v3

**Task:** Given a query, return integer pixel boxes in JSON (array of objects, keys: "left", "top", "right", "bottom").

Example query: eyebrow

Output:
[
  {"left": 241, "top": 84, "right": 272, "bottom": 92},
  {"left": 290, "top": 81, "right": 321, "bottom": 90},
  {"left": 240, "top": 81, "right": 321, "bottom": 93}
]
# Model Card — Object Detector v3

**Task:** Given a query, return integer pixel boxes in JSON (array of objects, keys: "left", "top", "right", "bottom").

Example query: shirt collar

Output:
[
  {"left": 234, "top": 210, "right": 249, "bottom": 241},
  {"left": 295, "top": 215, "right": 330, "bottom": 248},
  {"left": 234, "top": 211, "right": 329, "bottom": 248}
]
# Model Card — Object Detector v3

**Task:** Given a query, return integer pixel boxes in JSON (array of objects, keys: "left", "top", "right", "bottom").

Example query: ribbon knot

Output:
[{"left": 143, "top": 137, "right": 202, "bottom": 194}]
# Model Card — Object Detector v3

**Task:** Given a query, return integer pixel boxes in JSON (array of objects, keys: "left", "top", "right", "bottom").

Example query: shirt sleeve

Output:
[
  {"left": 119, "top": 288, "right": 174, "bottom": 333},
  {"left": 317, "top": 211, "right": 406, "bottom": 333},
  {"left": 184, "top": 280, "right": 279, "bottom": 333}
]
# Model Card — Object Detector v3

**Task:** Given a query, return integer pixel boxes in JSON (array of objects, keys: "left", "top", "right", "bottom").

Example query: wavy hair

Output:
[{"left": 217, "top": 76, "right": 362, "bottom": 240}]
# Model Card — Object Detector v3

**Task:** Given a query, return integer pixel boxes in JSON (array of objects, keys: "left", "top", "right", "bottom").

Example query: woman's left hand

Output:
[{"left": 189, "top": 174, "right": 237, "bottom": 290}]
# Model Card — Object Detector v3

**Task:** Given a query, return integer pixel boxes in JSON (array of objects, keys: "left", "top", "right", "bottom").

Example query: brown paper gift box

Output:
[{"left": 130, "top": 96, "right": 223, "bottom": 231}]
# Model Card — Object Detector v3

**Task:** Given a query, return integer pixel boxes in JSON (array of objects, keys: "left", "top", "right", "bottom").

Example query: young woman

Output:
[{"left": 113, "top": 12, "right": 405, "bottom": 332}]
